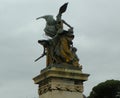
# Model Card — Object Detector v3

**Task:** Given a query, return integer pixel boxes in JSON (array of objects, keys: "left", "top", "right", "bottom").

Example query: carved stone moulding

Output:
[
  {"left": 38, "top": 81, "right": 83, "bottom": 95},
  {"left": 33, "top": 64, "right": 89, "bottom": 95}
]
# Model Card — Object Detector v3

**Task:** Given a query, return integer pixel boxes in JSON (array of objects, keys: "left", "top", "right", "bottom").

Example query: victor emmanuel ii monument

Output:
[{"left": 33, "top": 3, "right": 89, "bottom": 98}]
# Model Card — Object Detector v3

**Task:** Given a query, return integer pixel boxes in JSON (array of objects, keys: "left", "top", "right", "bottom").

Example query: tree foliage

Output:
[{"left": 88, "top": 79, "right": 120, "bottom": 98}]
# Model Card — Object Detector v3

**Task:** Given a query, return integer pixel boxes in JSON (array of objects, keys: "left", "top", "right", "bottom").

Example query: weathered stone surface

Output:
[
  {"left": 40, "top": 90, "right": 84, "bottom": 98},
  {"left": 33, "top": 65, "right": 89, "bottom": 97},
  {"left": 33, "top": 64, "right": 89, "bottom": 84}
]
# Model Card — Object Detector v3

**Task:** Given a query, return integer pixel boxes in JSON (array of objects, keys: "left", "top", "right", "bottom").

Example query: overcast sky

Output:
[{"left": 0, "top": 0, "right": 120, "bottom": 98}]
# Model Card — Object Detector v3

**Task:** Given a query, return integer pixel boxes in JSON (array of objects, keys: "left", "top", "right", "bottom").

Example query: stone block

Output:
[{"left": 33, "top": 64, "right": 89, "bottom": 98}]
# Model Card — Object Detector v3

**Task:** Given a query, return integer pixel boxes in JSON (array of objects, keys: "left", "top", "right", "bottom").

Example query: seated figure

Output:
[{"left": 35, "top": 3, "right": 80, "bottom": 67}]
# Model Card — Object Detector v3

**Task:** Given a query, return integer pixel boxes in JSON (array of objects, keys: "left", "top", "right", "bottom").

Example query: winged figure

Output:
[{"left": 36, "top": 2, "right": 72, "bottom": 38}]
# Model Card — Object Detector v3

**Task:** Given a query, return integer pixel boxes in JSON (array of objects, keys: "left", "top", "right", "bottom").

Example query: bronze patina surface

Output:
[{"left": 35, "top": 3, "right": 80, "bottom": 67}]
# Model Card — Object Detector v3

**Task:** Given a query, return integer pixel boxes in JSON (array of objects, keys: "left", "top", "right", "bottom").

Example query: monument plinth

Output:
[
  {"left": 33, "top": 65, "right": 89, "bottom": 98},
  {"left": 33, "top": 3, "right": 90, "bottom": 98}
]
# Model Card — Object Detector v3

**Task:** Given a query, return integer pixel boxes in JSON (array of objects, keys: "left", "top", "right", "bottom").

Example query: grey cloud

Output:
[{"left": 0, "top": 0, "right": 120, "bottom": 97}]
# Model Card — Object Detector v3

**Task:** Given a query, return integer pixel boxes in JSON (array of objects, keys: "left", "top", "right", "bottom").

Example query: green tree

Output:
[{"left": 88, "top": 80, "right": 120, "bottom": 98}]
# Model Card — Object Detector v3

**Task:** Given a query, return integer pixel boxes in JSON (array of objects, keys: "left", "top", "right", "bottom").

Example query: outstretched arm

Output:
[{"left": 62, "top": 20, "right": 73, "bottom": 29}]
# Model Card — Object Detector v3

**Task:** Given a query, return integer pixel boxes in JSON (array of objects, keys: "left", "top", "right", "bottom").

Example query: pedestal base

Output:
[{"left": 33, "top": 64, "right": 89, "bottom": 98}]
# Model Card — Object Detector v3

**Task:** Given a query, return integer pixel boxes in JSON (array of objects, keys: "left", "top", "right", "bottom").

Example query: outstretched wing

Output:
[{"left": 59, "top": 2, "right": 68, "bottom": 14}]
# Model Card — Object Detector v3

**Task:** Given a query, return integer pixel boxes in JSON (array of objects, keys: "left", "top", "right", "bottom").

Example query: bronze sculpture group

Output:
[{"left": 35, "top": 3, "right": 80, "bottom": 67}]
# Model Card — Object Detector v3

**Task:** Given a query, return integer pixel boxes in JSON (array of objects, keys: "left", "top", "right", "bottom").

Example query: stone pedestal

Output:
[{"left": 33, "top": 64, "right": 89, "bottom": 98}]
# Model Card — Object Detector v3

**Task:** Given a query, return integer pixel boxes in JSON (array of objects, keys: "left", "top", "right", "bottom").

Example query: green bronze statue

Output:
[
  {"left": 35, "top": 3, "right": 80, "bottom": 67},
  {"left": 36, "top": 3, "right": 72, "bottom": 38}
]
